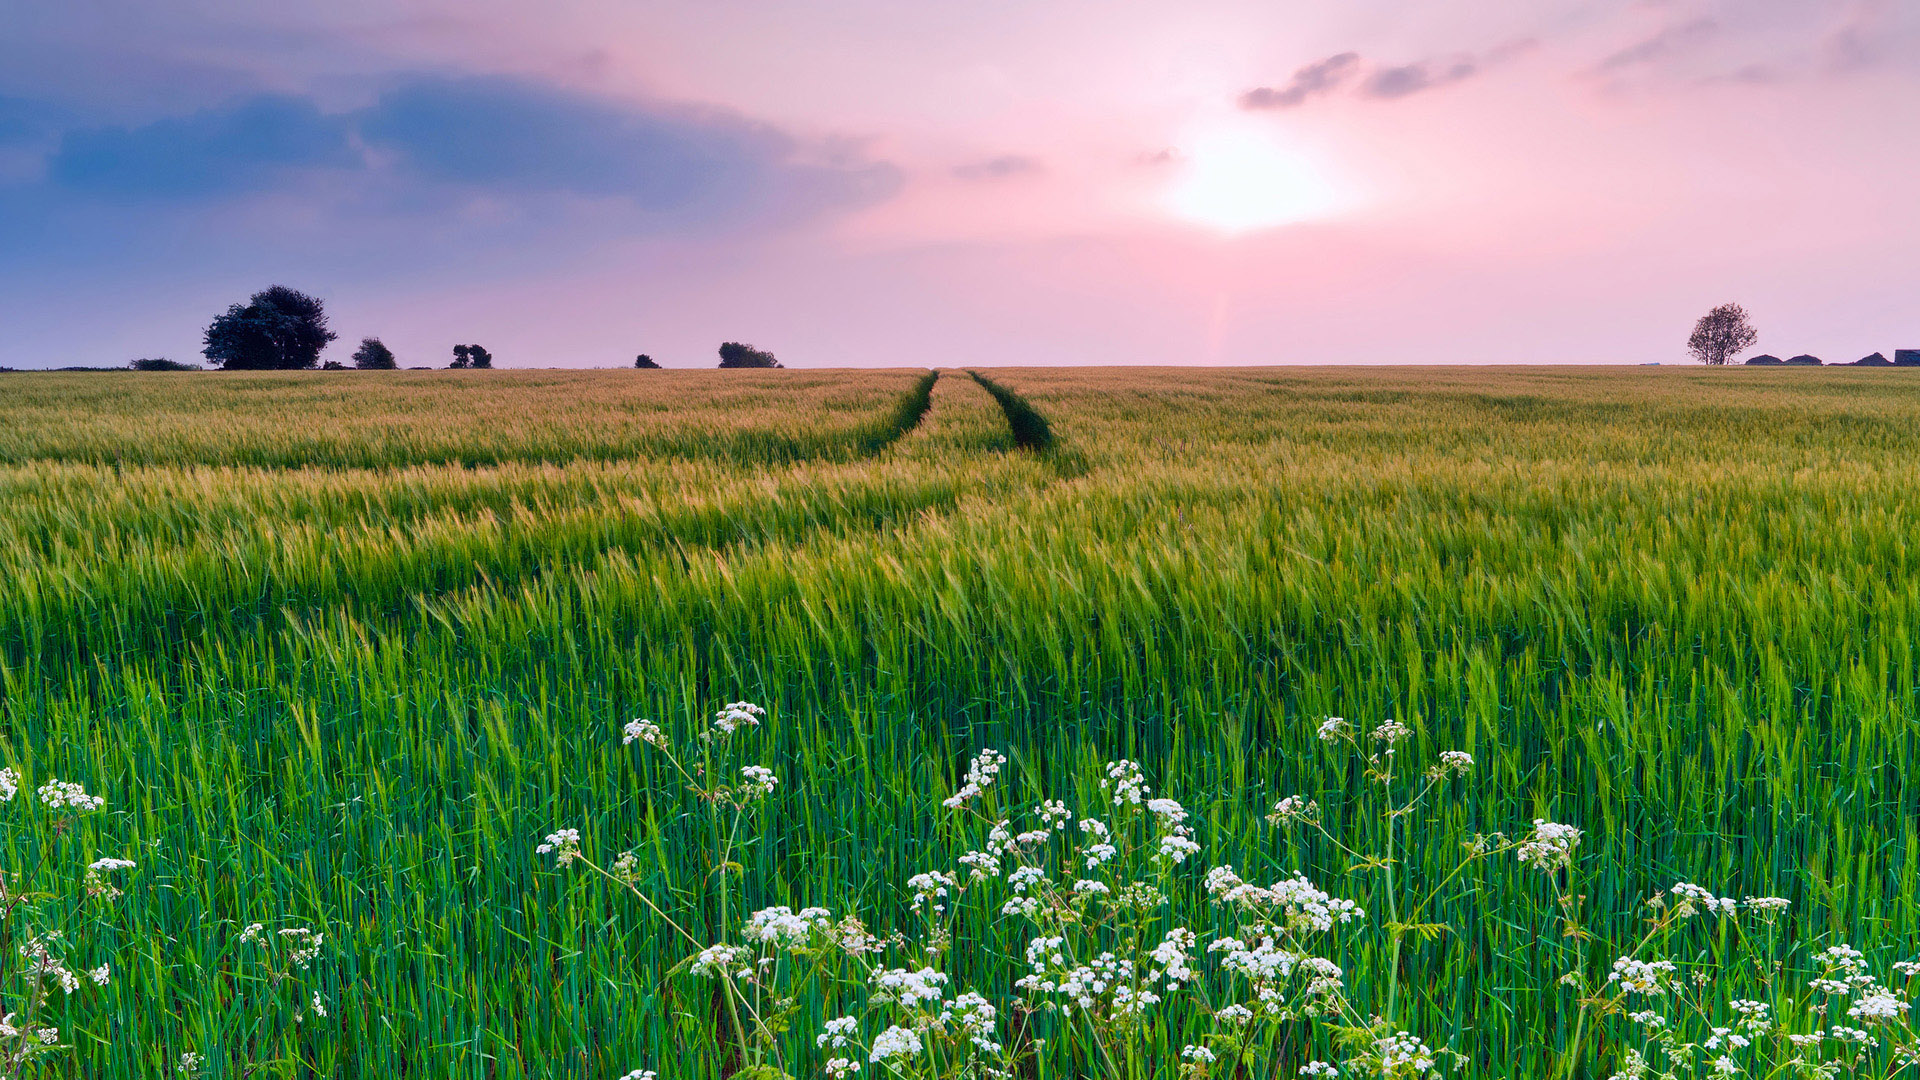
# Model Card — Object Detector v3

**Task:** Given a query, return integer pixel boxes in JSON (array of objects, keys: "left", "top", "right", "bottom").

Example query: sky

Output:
[{"left": 0, "top": 0, "right": 1915, "bottom": 368}]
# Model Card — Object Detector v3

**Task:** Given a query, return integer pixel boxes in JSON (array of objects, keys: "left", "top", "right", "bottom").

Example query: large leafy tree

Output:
[
  {"left": 1687, "top": 303, "right": 1759, "bottom": 366},
  {"left": 202, "top": 286, "right": 337, "bottom": 370},
  {"left": 717, "top": 342, "right": 780, "bottom": 368}
]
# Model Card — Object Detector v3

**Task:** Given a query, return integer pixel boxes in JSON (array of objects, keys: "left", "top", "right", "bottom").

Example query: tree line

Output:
[{"left": 180, "top": 285, "right": 784, "bottom": 371}]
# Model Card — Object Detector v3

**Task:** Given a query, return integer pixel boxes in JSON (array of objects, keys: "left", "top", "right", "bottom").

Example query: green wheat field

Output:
[{"left": 4, "top": 365, "right": 1919, "bottom": 1078}]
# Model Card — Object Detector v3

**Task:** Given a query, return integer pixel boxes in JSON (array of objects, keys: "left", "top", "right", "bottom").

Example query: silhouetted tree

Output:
[
  {"left": 451, "top": 344, "right": 494, "bottom": 369},
  {"left": 322, "top": 360, "right": 346, "bottom": 370},
  {"left": 202, "top": 286, "right": 337, "bottom": 370},
  {"left": 717, "top": 342, "right": 780, "bottom": 368},
  {"left": 634, "top": 353, "right": 661, "bottom": 369},
  {"left": 1688, "top": 303, "right": 1758, "bottom": 366},
  {"left": 352, "top": 337, "right": 398, "bottom": 370},
  {"left": 129, "top": 358, "right": 201, "bottom": 371}
]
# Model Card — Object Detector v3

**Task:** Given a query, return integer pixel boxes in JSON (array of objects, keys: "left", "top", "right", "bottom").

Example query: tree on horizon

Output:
[
  {"left": 202, "top": 286, "right": 337, "bottom": 370},
  {"left": 451, "top": 344, "right": 494, "bottom": 369},
  {"left": 717, "top": 342, "right": 780, "bottom": 368},
  {"left": 634, "top": 353, "right": 662, "bottom": 369},
  {"left": 1687, "top": 303, "right": 1759, "bottom": 366},
  {"left": 352, "top": 337, "right": 398, "bottom": 369}
]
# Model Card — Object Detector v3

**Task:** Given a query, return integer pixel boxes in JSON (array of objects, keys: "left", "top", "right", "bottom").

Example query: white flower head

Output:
[
  {"left": 710, "top": 701, "right": 766, "bottom": 736},
  {"left": 36, "top": 779, "right": 104, "bottom": 813},
  {"left": 1515, "top": 820, "right": 1582, "bottom": 872},
  {"left": 944, "top": 749, "right": 1007, "bottom": 809},
  {"left": 622, "top": 719, "right": 667, "bottom": 748},
  {"left": 1102, "top": 760, "right": 1150, "bottom": 805},
  {"left": 535, "top": 828, "right": 583, "bottom": 865},
  {"left": 738, "top": 765, "right": 778, "bottom": 799},
  {"left": 1316, "top": 717, "right": 1349, "bottom": 741}
]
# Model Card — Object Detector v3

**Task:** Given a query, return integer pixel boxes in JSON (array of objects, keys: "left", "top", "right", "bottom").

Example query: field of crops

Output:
[{"left": 4, "top": 365, "right": 1919, "bottom": 1078}]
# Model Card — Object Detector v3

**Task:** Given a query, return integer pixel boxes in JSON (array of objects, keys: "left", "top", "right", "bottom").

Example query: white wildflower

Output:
[
  {"left": 944, "top": 749, "right": 1007, "bottom": 809},
  {"left": 689, "top": 943, "right": 753, "bottom": 980},
  {"left": 738, "top": 765, "right": 778, "bottom": 798},
  {"left": 535, "top": 828, "right": 582, "bottom": 865},
  {"left": 0, "top": 767, "right": 16, "bottom": 801},
  {"left": 1102, "top": 760, "right": 1150, "bottom": 805},
  {"left": 711, "top": 701, "right": 766, "bottom": 735},
  {"left": 1316, "top": 717, "right": 1349, "bottom": 741},
  {"left": 1515, "top": 820, "right": 1581, "bottom": 872},
  {"left": 36, "top": 779, "right": 104, "bottom": 813},
  {"left": 818, "top": 1015, "right": 859, "bottom": 1049},
  {"left": 1849, "top": 992, "right": 1910, "bottom": 1022},
  {"left": 621, "top": 719, "right": 667, "bottom": 748},
  {"left": 869, "top": 1025, "right": 923, "bottom": 1062}
]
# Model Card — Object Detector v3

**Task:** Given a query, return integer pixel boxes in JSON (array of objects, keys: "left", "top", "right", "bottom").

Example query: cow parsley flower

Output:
[
  {"left": 869, "top": 1025, "right": 923, "bottom": 1062},
  {"left": 824, "top": 1059, "right": 861, "bottom": 1077},
  {"left": 618, "top": 1072, "right": 657, "bottom": 1080},
  {"left": 1435, "top": 750, "right": 1473, "bottom": 776},
  {"left": 1300, "top": 1064, "right": 1339, "bottom": 1078},
  {"left": 1316, "top": 717, "right": 1349, "bottom": 741},
  {"left": 690, "top": 943, "right": 754, "bottom": 979},
  {"left": 818, "top": 1015, "right": 859, "bottom": 1049},
  {"left": 0, "top": 767, "right": 16, "bottom": 801},
  {"left": 1372, "top": 720, "right": 1411, "bottom": 745},
  {"left": 1515, "top": 820, "right": 1582, "bottom": 871},
  {"left": 1849, "top": 992, "right": 1910, "bottom": 1022},
  {"left": 1268, "top": 796, "right": 1320, "bottom": 824},
  {"left": 1182, "top": 1045, "right": 1217, "bottom": 1063},
  {"left": 738, "top": 765, "right": 778, "bottom": 798},
  {"left": 36, "top": 779, "right": 104, "bottom": 813},
  {"left": 535, "top": 828, "right": 582, "bottom": 865},
  {"left": 944, "top": 749, "right": 1007, "bottom": 808},
  {"left": 1608, "top": 956, "right": 1679, "bottom": 995},
  {"left": 710, "top": 701, "right": 765, "bottom": 736},
  {"left": 621, "top": 719, "right": 666, "bottom": 748},
  {"left": 869, "top": 966, "right": 948, "bottom": 1007},
  {"left": 743, "top": 906, "right": 832, "bottom": 948},
  {"left": 1103, "top": 760, "right": 1151, "bottom": 805},
  {"left": 1670, "top": 882, "right": 1738, "bottom": 917},
  {"left": 908, "top": 871, "right": 957, "bottom": 913}
]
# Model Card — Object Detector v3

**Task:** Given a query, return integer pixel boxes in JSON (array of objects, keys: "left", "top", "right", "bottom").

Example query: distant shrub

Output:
[
  {"left": 718, "top": 342, "right": 781, "bottom": 368},
  {"left": 130, "top": 357, "right": 202, "bottom": 371},
  {"left": 352, "top": 338, "right": 398, "bottom": 370},
  {"left": 634, "top": 353, "right": 662, "bottom": 369},
  {"left": 451, "top": 344, "right": 494, "bottom": 369},
  {"left": 321, "top": 360, "right": 346, "bottom": 370}
]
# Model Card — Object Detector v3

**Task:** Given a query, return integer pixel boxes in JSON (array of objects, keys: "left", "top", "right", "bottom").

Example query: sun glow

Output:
[{"left": 1163, "top": 121, "right": 1348, "bottom": 234}]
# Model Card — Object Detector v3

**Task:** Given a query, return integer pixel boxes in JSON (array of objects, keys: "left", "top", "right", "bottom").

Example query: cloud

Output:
[
  {"left": 1590, "top": 18, "right": 1719, "bottom": 76},
  {"left": 1239, "top": 52, "right": 1360, "bottom": 110},
  {"left": 1360, "top": 57, "right": 1481, "bottom": 99},
  {"left": 14, "top": 76, "right": 899, "bottom": 230},
  {"left": 48, "top": 94, "right": 357, "bottom": 199},
  {"left": 1243, "top": 41, "right": 1533, "bottom": 110},
  {"left": 951, "top": 154, "right": 1042, "bottom": 180}
]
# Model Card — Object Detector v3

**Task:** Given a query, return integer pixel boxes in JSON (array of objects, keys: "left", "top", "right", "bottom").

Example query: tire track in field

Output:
[
  {"left": 854, "top": 369, "right": 938, "bottom": 455},
  {"left": 967, "top": 371, "right": 1055, "bottom": 450}
]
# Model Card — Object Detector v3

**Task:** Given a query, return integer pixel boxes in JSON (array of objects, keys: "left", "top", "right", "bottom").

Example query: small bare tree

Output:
[{"left": 1688, "top": 303, "right": 1758, "bottom": 365}]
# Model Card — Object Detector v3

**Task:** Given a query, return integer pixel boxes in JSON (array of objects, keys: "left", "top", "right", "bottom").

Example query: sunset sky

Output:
[{"left": 1, "top": 0, "right": 1914, "bottom": 368}]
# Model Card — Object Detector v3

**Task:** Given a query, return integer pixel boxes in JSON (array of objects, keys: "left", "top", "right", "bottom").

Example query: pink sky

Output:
[{"left": 1, "top": 0, "right": 1915, "bottom": 367}]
